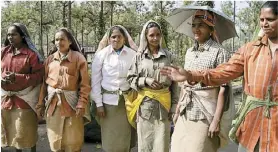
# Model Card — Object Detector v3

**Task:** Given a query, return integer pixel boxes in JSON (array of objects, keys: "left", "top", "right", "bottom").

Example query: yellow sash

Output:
[{"left": 123, "top": 87, "right": 171, "bottom": 128}]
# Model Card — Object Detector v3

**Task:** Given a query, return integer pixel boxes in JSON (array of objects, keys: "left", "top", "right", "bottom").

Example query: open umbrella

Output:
[{"left": 166, "top": 5, "right": 238, "bottom": 43}]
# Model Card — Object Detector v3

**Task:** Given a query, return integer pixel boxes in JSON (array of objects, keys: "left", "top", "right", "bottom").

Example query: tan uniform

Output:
[
  {"left": 39, "top": 50, "right": 91, "bottom": 152},
  {"left": 127, "top": 48, "right": 179, "bottom": 152}
]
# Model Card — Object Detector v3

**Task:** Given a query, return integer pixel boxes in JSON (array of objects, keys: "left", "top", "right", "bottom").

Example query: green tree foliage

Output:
[
  {"left": 237, "top": 1, "right": 263, "bottom": 41},
  {"left": 221, "top": 1, "right": 263, "bottom": 55},
  {"left": 193, "top": 1, "right": 215, "bottom": 8},
  {"left": 1, "top": 0, "right": 264, "bottom": 63},
  {"left": 221, "top": 1, "right": 233, "bottom": 18}
]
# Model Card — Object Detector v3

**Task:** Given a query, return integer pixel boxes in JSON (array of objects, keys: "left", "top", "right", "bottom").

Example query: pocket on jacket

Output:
[{"left": 64, "top": 63, "right": 77, "bottom": 76}]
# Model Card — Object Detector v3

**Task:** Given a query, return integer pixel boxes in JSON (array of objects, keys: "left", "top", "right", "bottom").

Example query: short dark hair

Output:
[{"left": 261, "top": 1, "right": 278, "bottom": 15}]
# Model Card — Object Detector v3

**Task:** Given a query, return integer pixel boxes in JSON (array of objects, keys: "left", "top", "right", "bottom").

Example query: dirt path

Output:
[{"left": 2, "top": 124, "right": 238, "bottom": 152}]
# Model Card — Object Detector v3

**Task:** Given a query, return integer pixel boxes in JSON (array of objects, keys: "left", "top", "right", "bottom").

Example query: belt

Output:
[{"left": 101, "top": 87, "right": 131, "bottom": 95}]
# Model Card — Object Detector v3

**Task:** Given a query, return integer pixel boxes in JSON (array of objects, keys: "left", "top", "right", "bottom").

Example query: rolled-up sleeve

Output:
[{"left": 127, "top": 54, "right": 145, "bottom": 91}]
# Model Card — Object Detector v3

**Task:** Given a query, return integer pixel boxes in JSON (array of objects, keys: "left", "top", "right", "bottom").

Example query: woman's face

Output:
[
  {"left": 192, "top": 18, "right": 212, "bottom": 44},
  {"left": 7, "top": 26, "right": 23, "bottom": 47},
  {"left": 260, "top": 8, "right": 278, "bottom": 39},
  {"left": 55, "top": 31, "right": 71, "bottom": 53},
  {"left": 146, "top": 27, "right": 161, "bottom": 48},
  {"left": 109, "top": 29, "right": 125, "bottom": 50}
]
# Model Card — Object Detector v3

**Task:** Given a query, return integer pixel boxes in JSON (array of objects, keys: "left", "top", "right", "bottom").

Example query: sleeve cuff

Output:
[
  {"left": 138, "top": 77, "right": 146, "bottom": 88},
  {"left": 96, "top": 102, "right": 103, "bottom": 107},
  {"left": 188, "top": 71, "right": 202, "bottom": 84},
  {"left": 91, "top": 94, "right": 103, "bottom": 107},
  {"left": 76, "top": 101, "right": 86, "bottom": 108}
]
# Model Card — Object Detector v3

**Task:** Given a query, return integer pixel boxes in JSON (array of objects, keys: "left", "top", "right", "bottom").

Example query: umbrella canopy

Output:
[{"left": 166, "top": 5, "right": 238, "bottom": 43}]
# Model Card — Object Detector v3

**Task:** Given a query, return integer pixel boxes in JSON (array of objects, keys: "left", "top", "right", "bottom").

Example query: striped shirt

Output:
[
  {"left": 183, "top": 39, "right": 227, "bottom": 120},
  {"left": 189, "top": 36, "right": 278, "bottom": 152}
]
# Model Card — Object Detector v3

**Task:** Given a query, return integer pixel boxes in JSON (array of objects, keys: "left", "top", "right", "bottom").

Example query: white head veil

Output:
[
  {"left": 96, "top": 25, "right": 138, "bottom": 52},
  {"left": 138, "top": 20, "right": 167, "bottom": 53}
]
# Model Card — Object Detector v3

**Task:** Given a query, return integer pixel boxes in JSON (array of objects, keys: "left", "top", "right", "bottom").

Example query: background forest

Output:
[{"left": 1, "top": 1, "right": 263, "bottom": 65}]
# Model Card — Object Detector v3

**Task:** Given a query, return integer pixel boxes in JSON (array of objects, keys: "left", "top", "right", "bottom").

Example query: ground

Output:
[
  {"left": 1, "top": 118, "right": 239, "bottom": 152},
  {"left": 2, "top": 123, "right": 102, "bottom": 152},
  {"left": 2, "top": 126, "right": 238, "bottom": 152},
  {"left": 2, "top": 93, "right": 242, "bottom": 152}
]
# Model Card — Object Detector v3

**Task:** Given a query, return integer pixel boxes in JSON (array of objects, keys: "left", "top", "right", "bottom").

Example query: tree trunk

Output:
[
  {"left": 110, "top": 2, "right": 114, "bottom": 26},
  {"left": 98, "top": 1, "right": 104, "bottom": 42},
  {"left": 160, "top": 1, "right": 163, "bottom": 14},
  {"left": 75, "top": 21, "right": 78, "bottom": 39},
  {"left": 40, "top": 1, "right": 44, "bottom": 58},
  {"left": 46, "top": 33, "right": 48, "bottom": 56},
  {"left": 68, "top": 1, "right": 71, "bottom": 30},
  {"left": 159, "top": 2, "right": 168, "bottom": 47},
  {"left": 232, "top": 1, "right": 236, "bottom": 55},
  {"left": 94, "top": 27, "right": 97, "bottom": 46},
  {"left": 81, "top": 17, "right": 84, "bottom": 47},
  {"left": 62, "top": 2, "right": 66, "bottom": 27}
]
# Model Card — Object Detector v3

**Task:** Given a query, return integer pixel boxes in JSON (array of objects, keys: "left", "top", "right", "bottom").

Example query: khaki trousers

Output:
[{"left": 137, "top": 116, "right": 171, "bottom": 152}]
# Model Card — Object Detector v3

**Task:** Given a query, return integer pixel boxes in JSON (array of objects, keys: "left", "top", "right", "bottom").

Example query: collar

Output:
[
  {"left": 193, "top": 38, "right": 214, "bottom": 52},
  {"left": 53, "top": 49, "right": 73, "bottom": 62},
  {"left": 143, "top": 47, "right": 167, "bottom": 58},
  {"left": 8, "top": 45, "right": 29, "bottom": 55},
  {"left": 253, "top": 35, "right": 268, "bottom": 46},
  {"left": 108, "top": 45, "right": 128, "bottom": 55},
  {"left": 268, "top": 38, "right": 278, "bottom": 50}
]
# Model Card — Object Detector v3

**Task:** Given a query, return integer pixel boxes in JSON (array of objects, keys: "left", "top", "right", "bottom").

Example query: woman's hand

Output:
[
  {"left": 145, "top": 78, "right": 163, "bottom": 90},
  {"left": 36, "top": 104, "right": 45, "bottom": 122},
  {"left": 1, "top": 79, "right": 11, "bottom": 85},
  {"left": 96, "top": 106, "right": 105, "bottom": 117},
  {"left": 208, "top": 120, "right": 220, "bottom": 138},
  {"left": 4, "top": 71, "right": 15, "bottom": 83},
  {"left": 150, "top": 80, "right": 163, "bottom": 90},
  {"left": 160, "top": 66, "right": 189, "bottom": 82},
  {"left": 76, "top": 108, "right": 85, "bottom": 117}
]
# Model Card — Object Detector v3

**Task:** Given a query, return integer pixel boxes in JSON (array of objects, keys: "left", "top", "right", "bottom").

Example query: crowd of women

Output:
[{"left": 1, "top": 1, "right": 277, "bottom": 152}]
